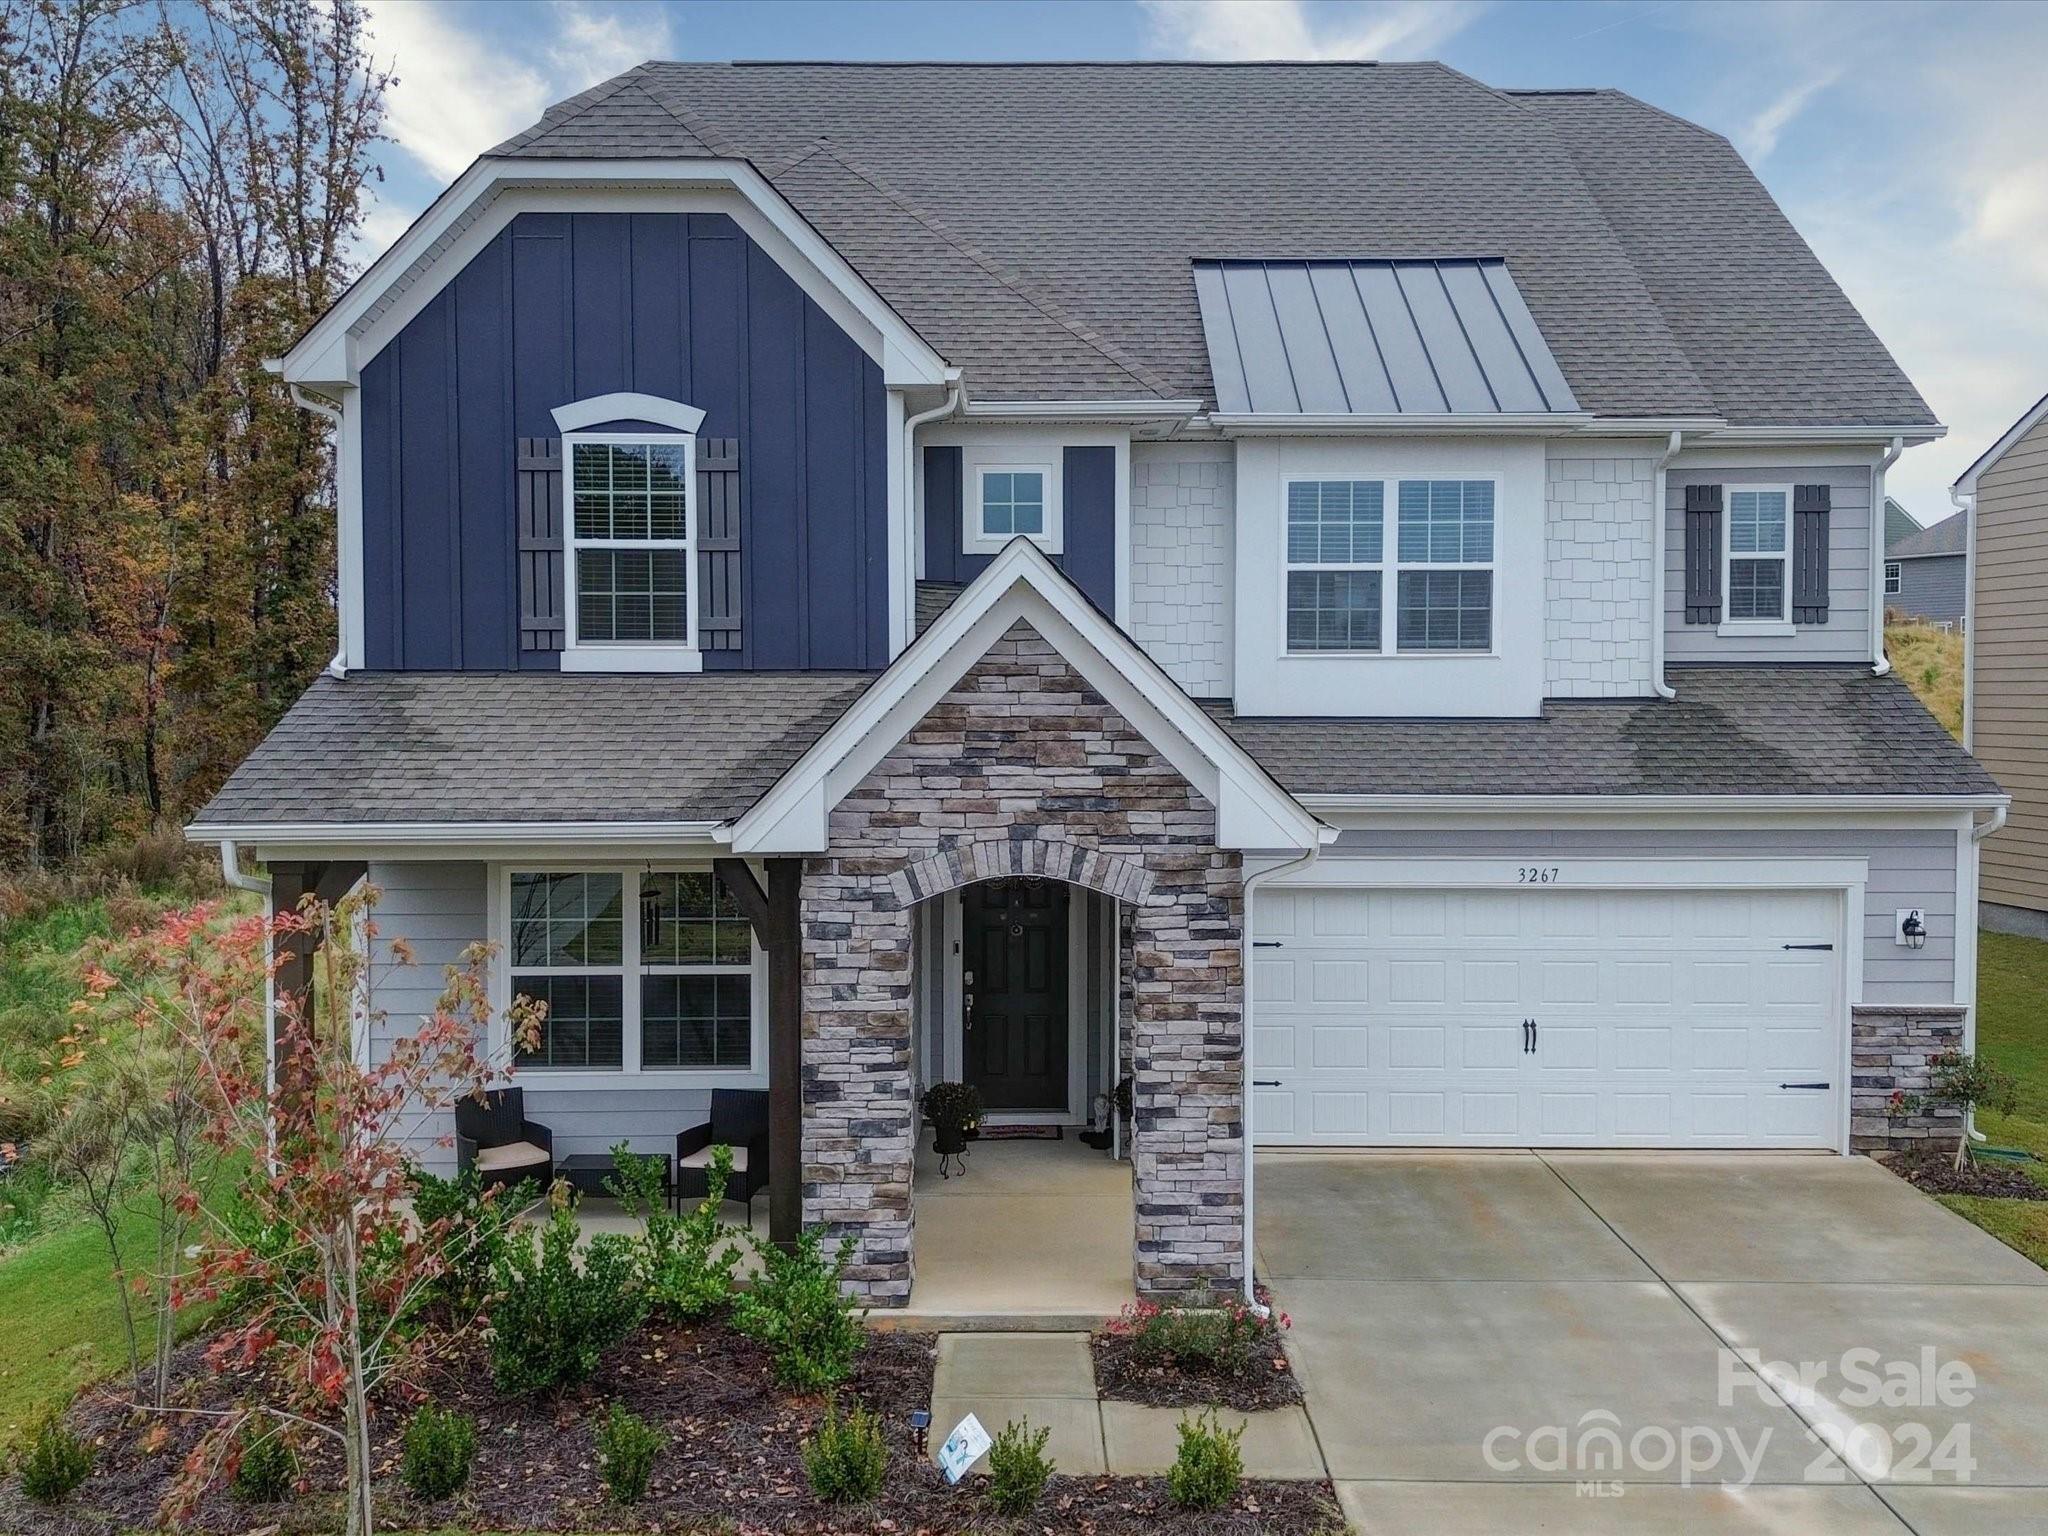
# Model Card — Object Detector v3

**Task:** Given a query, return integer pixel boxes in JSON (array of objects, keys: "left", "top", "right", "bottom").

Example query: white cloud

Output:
[
  {"left": 365, "top": 1, "right": 554, "bottom": 181},
  {"left": 551, "top": 0, "right": 671, "bottom": 82},
  {"left": 1141, "top": 0, "right": 1481, "bottom": 61},
  {"left": 1734, "top": 69, "right": 1837, "bottom": 164}
]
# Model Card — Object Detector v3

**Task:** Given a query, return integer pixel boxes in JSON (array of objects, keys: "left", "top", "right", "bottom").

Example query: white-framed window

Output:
[
  {"left": 501, "top": 866, "right": 762, "bottom": 1083},
  {"left": 563, "top": 433, "right": 699, "bottom": 671},
  {"left": 1283, "top": 477, "right": 1496, "bottom": 654},
  {"left": 960, "top": 442, "right": 1064, "bottom": 555},
  {"left": 1724, "top": 486, "right": 1791, "bottom": 623},
  {"left": 1884, "top": 560, "right": 1904, "bottom": 596}
]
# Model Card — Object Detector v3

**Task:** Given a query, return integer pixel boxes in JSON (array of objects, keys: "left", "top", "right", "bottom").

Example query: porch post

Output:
[
  {"left": 267, "top": 859, "right": 366, "bottom": 1108},
  {"left": 715, "top": 856, "right": 806, "bottom": 1248}
]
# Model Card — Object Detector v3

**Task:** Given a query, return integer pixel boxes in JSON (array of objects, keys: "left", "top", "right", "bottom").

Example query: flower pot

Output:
[{"left": 933, "top": 1124, "right": 967, "bottom": 1157}]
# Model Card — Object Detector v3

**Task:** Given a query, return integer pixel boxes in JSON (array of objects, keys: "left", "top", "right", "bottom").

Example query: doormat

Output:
[{"left": 975, "top": 1124, "right": 1064, "bottom": 1141}]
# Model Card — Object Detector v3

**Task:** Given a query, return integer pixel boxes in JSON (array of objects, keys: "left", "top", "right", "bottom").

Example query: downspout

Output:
[
  {"left": 1238, "top": 833, "right": 1331, "bottom": 1313},
  {"left": 900, "top": 373, "right": 964, "bottom": 649},
  {"left": 1954, "top": 486, "right": 1979, "bottom": 750},
  {"left": 289, "top": 383, "right": 349, "bottom": 678},
  {"left": 1650, "top": 430, "right": 1683, "bottom": 699},
  {"left": 1972, "top": 803, "right": 2008, "bottom": 844},
  {"left": 1872, "top": 436, "right": 1905, "bottom": 676},
  {"left": 219, "top": 838, "right": 270, "bottom": 896}
]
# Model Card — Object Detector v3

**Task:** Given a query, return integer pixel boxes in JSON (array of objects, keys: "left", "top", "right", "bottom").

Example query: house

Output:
[
  {"left": 189, "top": 62, "right": 2003, "bottom": 1310},
  {"left": 1884, "top": 502, "right": 1968, "bottom": 629},
  {"left": 1955, "top": 389, "right": 2048, "bottom": 939}
]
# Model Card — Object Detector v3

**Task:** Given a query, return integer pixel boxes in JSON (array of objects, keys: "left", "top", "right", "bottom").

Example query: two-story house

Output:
[{"left": 191, "top": 62, "right": 2002, "bottom": 1309}]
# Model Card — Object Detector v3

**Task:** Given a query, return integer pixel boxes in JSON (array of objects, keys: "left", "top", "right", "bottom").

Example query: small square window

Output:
[{"left": 980, "top": 470, "right": 1045, "bottom": 539}]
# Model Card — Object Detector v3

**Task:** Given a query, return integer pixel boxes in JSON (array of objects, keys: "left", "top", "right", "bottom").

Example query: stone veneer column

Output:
[
  {"left": 1850, "top": 1004, "right": 1967, "bottom": 1151},
  {"left": 798, "top": 619, "right": 1245, "bottom": 1305}
]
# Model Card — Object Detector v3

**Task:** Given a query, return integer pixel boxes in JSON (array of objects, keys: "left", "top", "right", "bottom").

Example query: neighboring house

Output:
[
  {"left": 1884, "top": 503, "right": 1968, "bottom": 629},
  {"left": 1955, "top": 389, "right": 2048, "bottom": 938},
  {"left": 189, "top": 63, "right": 2002, "bottom": 1309}
]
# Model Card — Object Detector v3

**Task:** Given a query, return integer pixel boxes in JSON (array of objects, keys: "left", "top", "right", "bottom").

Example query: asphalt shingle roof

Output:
[
  {"left": 1887, "top": 509, "right": 1967, "bottom": 560},
  {"left": 1207, "top": 667, "right": 1999, "bottom": 798},
  {"left": 194, "top": 664, "right": 1995, "bottom": 832},
  {"left": 191, "top": 673, "right": 871, "bottom": 827},
  {"left": 484, "top": 61, "right": 1933, "bottom": 427}
]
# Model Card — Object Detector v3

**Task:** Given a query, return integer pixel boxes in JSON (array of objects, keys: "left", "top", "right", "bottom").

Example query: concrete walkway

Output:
[
  {"left": 927, "top": 1332, "right": 1323, "bottom": 1479},
  {"left": 1258, "top": 1151, "right": 2048, "bottom": 1535}
]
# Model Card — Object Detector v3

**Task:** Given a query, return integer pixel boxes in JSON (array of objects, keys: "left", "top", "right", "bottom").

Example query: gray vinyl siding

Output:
[
  {"left": 365, "top": 860, "right": 717, "bottom": 1174},
  {"left": 1666, "top": 464, "right": 1872, "bottom": 661},
  {"left": 1320, "top": 825, "right": 1959, "bottom": 1004},
  {"left": 1888, "top": 554, "right": 1966, "bottom": 629}
]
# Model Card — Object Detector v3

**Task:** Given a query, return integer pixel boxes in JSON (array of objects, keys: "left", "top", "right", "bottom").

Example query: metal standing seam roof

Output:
[{"left": 1192, "top": 259, "right": 1579, "bottom": 416}]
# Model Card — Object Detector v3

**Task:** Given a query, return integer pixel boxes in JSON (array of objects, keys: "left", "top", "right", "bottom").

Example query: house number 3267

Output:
[{"left": 1517, "top": 867, "right": 1561, "bottom": 884}]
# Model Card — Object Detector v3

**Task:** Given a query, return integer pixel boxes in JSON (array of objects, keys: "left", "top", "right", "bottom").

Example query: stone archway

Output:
[{"left": 799, "top": 620, "right": 1245, "bottom": 1306}]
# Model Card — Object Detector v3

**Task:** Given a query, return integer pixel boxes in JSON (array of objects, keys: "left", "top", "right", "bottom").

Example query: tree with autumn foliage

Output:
[{"left": 75, "top": 886, "right": 541, "bottom": 1535}]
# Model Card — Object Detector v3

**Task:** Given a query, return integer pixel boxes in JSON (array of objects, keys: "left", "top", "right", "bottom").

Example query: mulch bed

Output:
[
  {"left": 1, "top": 1318, "right": 1340, "bottom": 1535},
  {"left": 1886, "top": 1147, "right": 2048, "bottom": 1201},
  {"left": 1091, "top": 1331, "right": 1304, "bottom": 1414}
]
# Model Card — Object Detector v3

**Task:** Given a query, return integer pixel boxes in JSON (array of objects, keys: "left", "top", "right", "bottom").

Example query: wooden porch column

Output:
[
  {"left": 267, "top": 859, "right": 366, "bottom": 1106},
  {"left": 715, "top": 856, "right": 805, "bottom": 1248}
]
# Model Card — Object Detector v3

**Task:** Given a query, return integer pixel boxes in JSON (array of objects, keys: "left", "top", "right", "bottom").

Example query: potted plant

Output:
[{"left": 920, "top": 1082, "right": 983, "bottom": 1156}]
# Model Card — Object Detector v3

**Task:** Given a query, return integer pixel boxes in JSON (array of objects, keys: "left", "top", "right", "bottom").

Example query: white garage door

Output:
[{"left": 1250, "top": 885, "right": 1844, "bottom": 1148}]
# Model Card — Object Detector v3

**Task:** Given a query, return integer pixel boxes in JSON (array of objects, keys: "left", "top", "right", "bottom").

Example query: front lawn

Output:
[{"left": 1929, "top": 929, "right": 2048, "bottom": 1267}]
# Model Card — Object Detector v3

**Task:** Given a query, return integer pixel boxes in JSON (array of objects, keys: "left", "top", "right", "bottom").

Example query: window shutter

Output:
[
  {"left": 1792, "top": 483, "right": 1831, "bottom": 624},
  {"left": 698, "top": 436, "right": 742, "bottom": 652},
  {"left": 517, "top": 437, "right": 565, "bottom": 652},
  {"left": 1683, "top": 483, "right": 1723, "bottom": 625}
]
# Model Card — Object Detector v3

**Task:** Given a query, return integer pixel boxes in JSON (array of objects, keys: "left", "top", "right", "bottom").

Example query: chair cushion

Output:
[
  {"left": 476, "top": 1140, "right": 551, "bottom": 1173},
  {"left": 680, "top": 1144, "right": 748, "bottom": 1173}
]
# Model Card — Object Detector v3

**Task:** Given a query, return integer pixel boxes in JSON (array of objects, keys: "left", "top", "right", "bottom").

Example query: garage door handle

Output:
[
  {"left": 1253, "top": 1079, "right": 1282, "bottom": 1087},
  {"left": 1782, "top": 943, "right": 1834, "bottom": 951},
  {"left": 1779, "top": 1081, "right": 1831, "bottom": 1091}
]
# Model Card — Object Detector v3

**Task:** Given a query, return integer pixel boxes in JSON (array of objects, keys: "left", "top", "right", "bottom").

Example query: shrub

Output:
[
  {"left": 232, "top": 1421, "right": 298, "bottom": 1503},
  {"left": 1167, "top": 1408, "right": 1243, "bottom": 1510},
  {"left": 801, "top": 1396, "right": 887, "bottom": 1504},
  {"left": 411, "top": 1162, "right": 531, "bottom": 1316},
  {"left": 1890, "top": 1049, "right": 2022, "bottom": 1170},
  {"left": 595, "top": 1404, "right": 664, "bottom": 1505},
  {"left": 400, "top": 1403, "right": 477, "bottom": 1500},
  {"left": 918, "top": 1080, "right": 983, "bottom": 1135},
  {"left": 985, "top": 1417, "right": 1053, "bottom": 1516},
  {"left": 609, "top": 1142, "right": 743, "bottom": 1319},
  {"left": 490, "top": 1188, "right": 647, "bottom": 1394},
  {"left": 17, "top": 1410, "right": 93, "bottom": 1503},
  {"left": 731, "top": 1227, "right": 865, "bottom": 1391},
  {"left": 1110, "top": 1285, "right": 1287, "bottom": 1379}
]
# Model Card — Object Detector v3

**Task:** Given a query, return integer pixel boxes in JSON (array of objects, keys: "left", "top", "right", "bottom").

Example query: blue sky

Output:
[{"left": 360, "top": 0, "right": 2048, "bottom": 519}]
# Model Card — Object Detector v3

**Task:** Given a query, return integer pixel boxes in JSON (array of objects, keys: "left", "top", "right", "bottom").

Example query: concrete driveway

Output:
[{"left": 1256, "top": 1152, "right": 2048, "bottom": 1535}]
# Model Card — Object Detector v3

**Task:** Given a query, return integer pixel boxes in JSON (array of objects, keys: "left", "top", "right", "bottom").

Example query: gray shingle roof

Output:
[
  {"left": 485, "top": 61, "right": 1931, "bottom": 427},
  {"left": 194, "top": 663, "right": 1996, "bottom": 833},
  {"left": 1206, "top": 667, "right": 1999, "bottom": 798},
  {"left": 1887, "top": 508, "right": 1967, "bottom": 560},
  {"left": 191, "top": 672, "right": 871, "bottom": 827}
]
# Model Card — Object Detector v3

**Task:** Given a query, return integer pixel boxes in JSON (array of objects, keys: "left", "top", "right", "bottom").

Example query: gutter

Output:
[
  {"left": 1650, "top": 430, "right": 1682, "bottom": 700},
  {"left": 1872, "top": 436, "right": 1905, "bottom": 676},
  {"left": 1972, "top": 803, "right": 2008, "bottom": 844},
  {"left": 901, "top": 374, "right": 964, "bottom": 650},
  {"left": 218, "top": 839, "right": 270, "bottom": 896},
  {"left": 1954, "top": 486, "right": 1979, "bottom": 750},
  {"left": 286, "top": 382, "right": 350, "bottom": 678}
]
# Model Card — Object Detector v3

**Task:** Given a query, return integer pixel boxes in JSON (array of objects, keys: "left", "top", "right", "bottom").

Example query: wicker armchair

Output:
[
  {"left": 454, "top": 1086, "right": 554, "bottom": 1193},
  {"left": 675, "top": 1089, "right": 770, "bottom": 1213}
]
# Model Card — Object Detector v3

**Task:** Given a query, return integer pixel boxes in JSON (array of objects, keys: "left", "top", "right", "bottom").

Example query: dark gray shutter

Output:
[
  {"left": 1683, "top": 483, "right": 1723, "bottom": 625},
  {"left": 1792, "top": 483, "right": 1831, "bottom": 624},
  {"left": 697, "top": 436, "right": 741, "bottom": 652},
  {"left": 518, "top": 437, "right": 565, "bottom": 652}
]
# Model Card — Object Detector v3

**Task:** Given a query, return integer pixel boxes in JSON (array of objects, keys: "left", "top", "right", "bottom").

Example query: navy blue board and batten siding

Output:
[
  {"left": 360, "top": 211, "right": 889, "bottom": 672},
  {"left": 921, "top": 445, "right": 1118, "bottom": 616}
]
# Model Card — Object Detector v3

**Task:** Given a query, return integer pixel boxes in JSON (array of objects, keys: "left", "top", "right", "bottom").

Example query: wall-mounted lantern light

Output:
[{"left": 1896, "top": 909, "right": 1927, "bottom": 950}]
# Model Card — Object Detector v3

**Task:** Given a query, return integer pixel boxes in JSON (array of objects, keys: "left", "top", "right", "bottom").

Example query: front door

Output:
[{"left": 962, "top": 878, "right": 1069, "bottom": 1112}]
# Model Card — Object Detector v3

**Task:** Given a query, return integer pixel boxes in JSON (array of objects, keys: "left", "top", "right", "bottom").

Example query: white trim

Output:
[
  {"left": 940, "top": 885, "right": 1090, "bottom": 1123},
  {"left": 552, "top": 394, "right": 706, "bottom": 434},
  {"left": 278, "top": 160, "right": 948, "bottom": 388},
  {"left": 963, "top": 398, "right": 1201, "bottom": 423},
  {"left": 1705, "top": 424, "right": 1944, "bottom": 447},
  {"left": 730, "top": 537, "right": 1322, "bottom": 856},
  {"left": 1112, "top": 435, "right": 1132, "bottom": 627},
  {"left": 966, "top": 460, "right": 1061, "bottom": 555},
  {"left": 1959, "top": 488, "right": 1979, "bottom": 749},
  {"left": 1952, "top": 388, "right": 2048, "bottom": 495},
  {"left": 488, "top": 861, "right": 768, "bottom": 1091},
  {"left": 1957, "top": 825, "right": 1980, "bottom": 1041},
  {"left": 560, "top": 429, "right": 701, "bottom": 672},
  {"left": 1294, "top": 793, "right": 2005, "bottom": 815},
  {"left": 1722, "top": 483, "right": 1791, "bottom": 625}
]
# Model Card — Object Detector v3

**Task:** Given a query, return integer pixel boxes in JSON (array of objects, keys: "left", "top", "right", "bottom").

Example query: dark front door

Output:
[{"left": 963, "top": 878, "right": 1069, "bottom": 1112}]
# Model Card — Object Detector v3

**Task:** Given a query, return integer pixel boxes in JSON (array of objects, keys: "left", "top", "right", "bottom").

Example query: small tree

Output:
[
  {"left": 84, "top": 887, "right": 540, "bottom": 1536},
  {"left": 1890, "top": 1049, "right": 2020, "bottom": 1170}
]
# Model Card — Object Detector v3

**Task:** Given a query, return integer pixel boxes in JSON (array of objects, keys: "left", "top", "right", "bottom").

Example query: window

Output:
[
  {"left": 565, "top": 436, "right": 696, "bottom": 661},
  {"left": 1283, "top": 477, "right": 1495, "bottom": 654},
  {"left": 1725, "top": 488, "right": 1790, "bottom": 623},
  {"left": 1885, "top": 561, "right": 1904, "bottom": 596},
  {"left": 979, "top": 470, "right": 1045, "bottom": 539},
  {"left": 960, "top": 442, "right": 1066, "bottom": 555},
  {"left": 507, "top": 869, "right": 756, "bottom": 1076}
]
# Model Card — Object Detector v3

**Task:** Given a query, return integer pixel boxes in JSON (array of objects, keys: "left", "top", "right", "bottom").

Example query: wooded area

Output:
[{"left": 0, "top": 0, "right": 388, "bottom": 871}]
